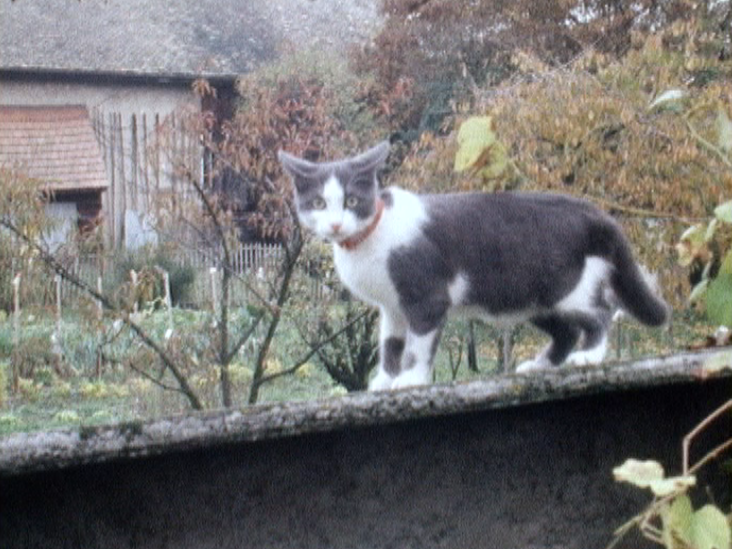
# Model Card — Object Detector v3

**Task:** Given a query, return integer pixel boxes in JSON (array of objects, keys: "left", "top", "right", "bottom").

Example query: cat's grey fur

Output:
[{"left": 279, "top": 142, "right": 669, "bottom": 390}]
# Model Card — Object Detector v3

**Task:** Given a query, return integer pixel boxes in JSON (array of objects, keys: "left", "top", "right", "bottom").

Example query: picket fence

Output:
[
  {"left": 174, "top": 243, "right": 284, "bottom": 275},
  {"left": 43, "top": 243, "right": 331, "bottom": 310}
]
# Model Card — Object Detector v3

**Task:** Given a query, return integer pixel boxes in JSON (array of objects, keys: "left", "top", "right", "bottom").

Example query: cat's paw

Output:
[
  {"left": 566, "top": 339, "right": 608, "bottom": 366},
  {"left": 368, "top": 370, "right": 395, "bottom": 392},
  {"left": 565, "top": 349, "right": 605, "bottom": 366},
  {"left": 391, "top": 369, "right": 430, "bottom": 389},
  {"left": 515, "top": 357, "right": 551, "bottom": 374}
]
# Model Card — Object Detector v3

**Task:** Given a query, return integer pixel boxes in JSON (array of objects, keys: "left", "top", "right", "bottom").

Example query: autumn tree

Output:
[
  {"left": 352, "top": 0, "right": 725, "bottom": 139},
  {"left": 151, "top": 61, "right": 379, "bottom": 405},
  {"left": 386, "top": 4, "right": 732, "bottom": 314},
  {"left": 0, "top": 170, "right": 49, "bottom": 312}
]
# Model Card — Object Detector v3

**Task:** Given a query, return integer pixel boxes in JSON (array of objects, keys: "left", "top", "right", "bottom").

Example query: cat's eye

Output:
[
  {"left": 311, "top": 197, "right": 326, "bottom": 210},
  {"left": 345, "top": 196, "right": 359, "bottom": 208}
]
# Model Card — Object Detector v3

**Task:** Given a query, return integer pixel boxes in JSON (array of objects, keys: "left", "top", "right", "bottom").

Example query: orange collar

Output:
[{"left": 338, "top": 198, "right": 385, "bottom": 251}]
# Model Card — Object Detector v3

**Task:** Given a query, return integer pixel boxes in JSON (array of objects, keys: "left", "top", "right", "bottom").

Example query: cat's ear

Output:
[
  {"left": 350, "top": 141, "right": 390, "bottom": 172},
  {"left": 278, "top": 150, "right": 318, "bottom": 180}
]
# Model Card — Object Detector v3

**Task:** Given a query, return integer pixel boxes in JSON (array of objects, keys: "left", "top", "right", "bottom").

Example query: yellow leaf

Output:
[
  {"left": 454, "top": 117, "right": 497, "bottom": 172},
  {"left": 479, "top": 141, "right": 509, "bottom": 181}
]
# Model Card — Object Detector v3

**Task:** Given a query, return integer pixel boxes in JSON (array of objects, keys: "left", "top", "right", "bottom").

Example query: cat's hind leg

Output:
[
  {"left": 516, "top": 315, "right": 581, "bottom": 374},
  {"left": 565, "top": 313, "right": 612, "bottom": 366},
  {"left": 565, "top": 336, "right": 608, "bottom": 366}
]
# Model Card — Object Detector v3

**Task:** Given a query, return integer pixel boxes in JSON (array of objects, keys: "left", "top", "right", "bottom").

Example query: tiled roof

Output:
[
  {"left": 0, "top": 106, "right": 108, "bottom": 192},
  {"left": 0, "top": 0, "right": 379, "bottom": 78}
]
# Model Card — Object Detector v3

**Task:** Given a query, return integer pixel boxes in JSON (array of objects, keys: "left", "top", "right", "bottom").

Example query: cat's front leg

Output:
[
  {"left": 391, "top": 328, "right": 443, "bottom": 389},
  {"left": 368, "top": 308, "right": 408, "bottom": 391}
]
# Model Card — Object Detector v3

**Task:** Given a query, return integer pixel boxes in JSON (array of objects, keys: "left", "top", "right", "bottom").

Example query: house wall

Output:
[
  {"left": 43, "top": 201, "right": 78, "bottom": 251},
  {"left": 0, "top": 76, "right": 202, "bottom": 249},
  {"left": 0, "top": 78, "right": 193, "bottom": 115}
]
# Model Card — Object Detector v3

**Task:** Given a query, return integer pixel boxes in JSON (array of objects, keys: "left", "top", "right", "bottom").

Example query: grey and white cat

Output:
[{"left": 279, "top": 142, "right": 669, "bottom": 390}]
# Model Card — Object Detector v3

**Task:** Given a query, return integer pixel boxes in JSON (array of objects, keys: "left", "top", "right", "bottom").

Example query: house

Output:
[
  {"left": 0, "top": 0, "right": 379, "bottom": 249},
  {"left": 0, "top": 105, "right": 108, "bottom": 249}
]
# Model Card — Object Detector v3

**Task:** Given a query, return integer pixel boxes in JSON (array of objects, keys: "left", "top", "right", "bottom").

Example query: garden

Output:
[
  {"left": 2, "top": 1, "right": 732, "bottom": 546},
  {"left": 1, "top": 0, "right": 731, "bottom": 435}
]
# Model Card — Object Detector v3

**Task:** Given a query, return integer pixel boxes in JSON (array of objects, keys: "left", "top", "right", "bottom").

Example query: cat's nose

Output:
[{"left": 330, "top": 223, "right": 342, "bottom": 234}]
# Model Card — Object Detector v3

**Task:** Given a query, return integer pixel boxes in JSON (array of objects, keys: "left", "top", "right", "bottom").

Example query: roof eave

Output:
[
  {"left": 48, "top": 186, "right": 109, "bottom": 194},
  {"left": 0, "top": 66, "right": 241, "bottom": 87}
]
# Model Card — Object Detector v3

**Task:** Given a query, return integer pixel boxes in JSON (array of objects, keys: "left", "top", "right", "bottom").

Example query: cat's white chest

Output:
[
  {"left": 332, "top": 188, "right": 427, "bottom": 311},
  {"left": 333, "top": 244, "right": 399, "bottom": 309}
]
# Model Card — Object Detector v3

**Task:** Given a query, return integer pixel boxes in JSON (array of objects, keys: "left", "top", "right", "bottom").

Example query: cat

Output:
[{"left": 278, "top": 141, "right": 669, "bottom": 391}]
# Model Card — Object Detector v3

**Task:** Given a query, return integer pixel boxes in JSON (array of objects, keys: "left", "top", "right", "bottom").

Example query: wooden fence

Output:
[
  {"left": 91, "top": 109, "right": 202, "bottom": 251},
  {"left": 88, "top": 110, "right": 331, "bottom": 303}
]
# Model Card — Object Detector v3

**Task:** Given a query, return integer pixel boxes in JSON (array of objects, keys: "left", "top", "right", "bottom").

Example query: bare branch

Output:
[
  {"left": 247, "top": 235, "right": 304, "bottom": 404},
  {"left": 257, "top": 309, "right": 371, "bottom": 386},
  {"left": 683, "top": 398, "right": 732, "bottom": 475},
  {"left": 1, "top": 218, "right": 112, "bottom": 307},
  {"left": 126, "top": 359, "right": 183, "bottom": 395},
  {"left": 224, "top": 307, "right": 266, "bottom": 366}
]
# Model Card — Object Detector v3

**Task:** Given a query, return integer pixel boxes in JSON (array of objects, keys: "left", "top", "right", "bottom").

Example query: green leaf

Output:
[
  {"left": 677, "top": 244, "right": 695, "bottom": 268},
  {"left": 688, "top": 278, "right": 709, "bottom": 304},
  {"left": 455, "top": 116, "right": 497, "bottom": 172},
  {"left": 721, "top": 249, "right": 732, "bottom": 276},
  {"left": 716, "top": 109, "right": 732, "bottom": 154},
  {"left": 662, "top": 495, "right": 693, "bottom": 549},
  {"left": 663, "top": 499, "right": 732, "bottom": 549},
  {"left": 719, "top": 249, "right": 732, "bottom": 275},
  {"left": 613, "top": 459, "right": 665, "bottom": 487},
  {"left": 706, "top": 218, "right": 720, "bottom": 242},
  {"left": 706, "top": 250, "right": 732, "bottom": 326},
  {"left": 703, "top": 350, "right": 732, "bottom": 375},
  {"left": 649, "top": 89, "right": 688, "bottom": 111},
  {"left": 648, "top": 475, "right": 697, "bottom": 497},
  {"left": 677, "top": 224, "right": 707, "bottom": 267},
  {"left": 706, "top": 272, "right": 732, "bottom": 327},
  {"left": 680, "top": 224, "right": 707, "bottom": 246},
  {"left": 613, "top": 460, "right": 696, "bottom": 497},
  {"left": 715, "top": 200, "right": 732, "bottom": 225},
  {"left": 689, "top": 504, "right": 731, "bottom": 549}
]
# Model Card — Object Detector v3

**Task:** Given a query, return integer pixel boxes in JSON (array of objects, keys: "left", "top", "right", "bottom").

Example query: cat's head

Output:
[{"left": 278, "top": 142, "right": 390, "bottom": 246}]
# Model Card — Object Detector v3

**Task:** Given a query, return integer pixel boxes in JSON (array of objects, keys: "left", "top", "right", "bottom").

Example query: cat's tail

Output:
[{"left": 608, "top": 239, "right": 670, "bottom": 327}]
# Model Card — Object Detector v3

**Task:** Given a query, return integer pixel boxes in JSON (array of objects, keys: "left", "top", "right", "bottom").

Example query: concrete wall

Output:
[{"left": 1, "top": 354, "right": 730, "bottom": 549}]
